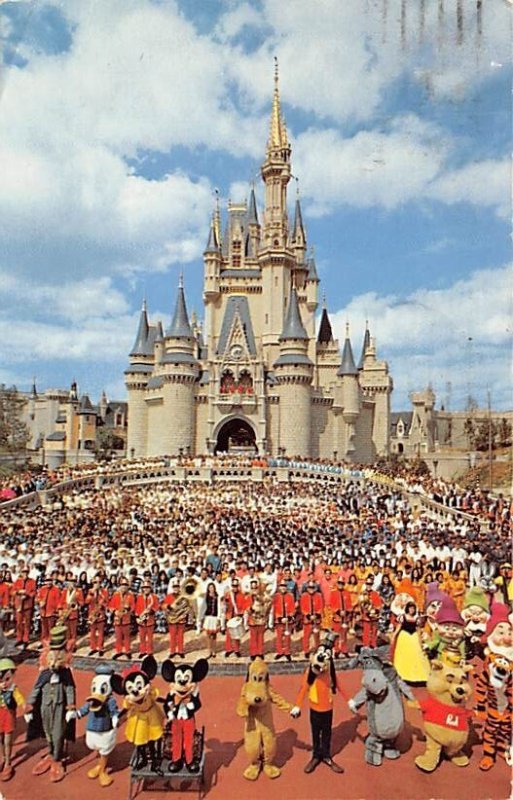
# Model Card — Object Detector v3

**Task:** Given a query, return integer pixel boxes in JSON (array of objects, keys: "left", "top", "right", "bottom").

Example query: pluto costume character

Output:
[
  {"left": 415, "top": 659, "right": 473, "bottom": 772},
  {"left": 236, "top": 657, "right": 293, "bottom": 781}
]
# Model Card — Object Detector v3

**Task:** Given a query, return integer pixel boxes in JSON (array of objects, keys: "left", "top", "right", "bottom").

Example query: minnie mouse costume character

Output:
[
  {"left": 161, "top": 658, "right": 209, "bottom": 773},
  {"left": 290, "top": 631, "right": 345, "bottom": 774},
  {"left": 111, "top": 655, "right": 165, "bottom": 773}
]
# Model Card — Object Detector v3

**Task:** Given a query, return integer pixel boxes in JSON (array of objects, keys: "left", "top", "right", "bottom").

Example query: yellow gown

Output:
[
  {"left": 124, "top": 687, "right": 165, "bottom": 745},
  {"left": 393, "top": 620, "right": 430, "bottom": 684}
]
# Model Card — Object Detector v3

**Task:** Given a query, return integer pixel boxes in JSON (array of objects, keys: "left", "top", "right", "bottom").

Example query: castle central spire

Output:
[
  {"left": 268, "top": 57, "right": 289, "bottom": 152},
  {"left": 261, "top": 58, "right": 291, "bottom": 247}
]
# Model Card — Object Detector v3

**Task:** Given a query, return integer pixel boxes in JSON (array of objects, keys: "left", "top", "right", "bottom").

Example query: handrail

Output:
[{"left": 0, "top": 460, "right": 485, "bottom": 528}]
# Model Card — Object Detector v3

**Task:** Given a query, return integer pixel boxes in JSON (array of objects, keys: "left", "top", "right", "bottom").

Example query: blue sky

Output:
[{"left": 0, "top": 0, "right": 510, "bottom": 411}]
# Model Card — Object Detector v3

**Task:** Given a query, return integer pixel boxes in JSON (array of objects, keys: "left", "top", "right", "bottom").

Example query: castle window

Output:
[
  {"left": 232, "top": 255, "right": 241, "bottom": 268},
  {"left": 220, "top": 370, "right": 235, "bottom": 394}
]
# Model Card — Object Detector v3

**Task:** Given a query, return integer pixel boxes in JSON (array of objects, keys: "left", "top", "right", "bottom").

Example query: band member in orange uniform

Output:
[
  {"left": 359, "top": 575, "right": 383, "bottom": 648},
  {"left": 11, "top": 566, "right": 36, "bottom": 648},
  {"left": 85, "top": 575, "right": 109, "bottom": 656},
  {"left": 58, "top": 574, "right": 84, "bottom": 652},
  {"left": 300, "top": 582, "right": 324, "bottom": 657},
  {"left": 329, "top": 578, "right": 352, "bottom": 658},
  {"left": 246, "top": 579, "right": 267, "bottom": 660},
  {"left": 135, "top": 581, "right": 159, "bottom": 658},
  {"left": 109, "top": 577, "right": 135, "bottom": 660},
  {"left": 162, "top": 579, "right": 187, "bottom": 659},
  {"left": 273, "top": 580, "right": 295, "bottom": 662},
  {"left": 37, "top": 576, "right": 62, "bottom": 644}
]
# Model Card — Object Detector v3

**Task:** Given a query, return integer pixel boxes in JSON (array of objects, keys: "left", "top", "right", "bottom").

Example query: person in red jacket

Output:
[
  {"left": 300, "top": 582, "right": 324, "bottom": 658},
  {"left": 329, "top": 578, "right": 352, "bottom": 658},
  {"left": 272, "top": 580, "right": 295, "bottom": 661},
  {"left": 109, "top": 578, "right": 135, "bottom": 660},
  {"left": 85, "top": 576, "right": 109, "bottom": 656},
  {"left": 37, "top": 576, "right": 62, "bottom": 644},
  {"left": 11, "top": 567, "right": 36, "bottom": 648},
  {"left": 57, "top": 574, "right": 84, "bottom": 652},
  {"left": 162, "top": 579, "right": 188, "bottom": 659},
  {"left": 135, "top": 581, "right": 160, "bottom": 658},
  {"left": 359, "top": 575, "right": 383, "bottom": 648},
  {"left": 0, "top": 575, "right": 11, "bottom": 633}
]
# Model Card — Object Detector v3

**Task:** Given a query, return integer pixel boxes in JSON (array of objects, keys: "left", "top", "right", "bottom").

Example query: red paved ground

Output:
[{"left": 1, "top": 664, "right": 510, "bottom": 800}]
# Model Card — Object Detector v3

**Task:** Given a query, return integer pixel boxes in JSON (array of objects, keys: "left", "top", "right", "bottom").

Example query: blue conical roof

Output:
[
  {"left": 293, "top": 197, "right": 305, "bottom": 241},
  {"left": 317, "top": 307, "right": 333, "bottom": 344},
  {"left": 167, "top": 281, "right": 192, "bottom": 338},
  {"left": 247, "top": 187, "right": 259, "bottom": 225},
  {"left": 130, "top": 301, "right": 151, "bottom": 356},
  {"left": 338, "top": 331, "right": 358, "bottom": 376},
  {"left": 279, "top": 288, "right": 308, "bottom": 341},
  {"left": 358, "top": 324, "right": 371, "bottom": 369}
]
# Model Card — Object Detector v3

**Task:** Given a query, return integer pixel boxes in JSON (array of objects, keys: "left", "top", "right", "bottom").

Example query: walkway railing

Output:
[{"left": 1, "top": 459, "right": 481, "bottom": 528}]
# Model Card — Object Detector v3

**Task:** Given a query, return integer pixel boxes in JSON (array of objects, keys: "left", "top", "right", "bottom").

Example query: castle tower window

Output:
[{"left": 220, "top": 370, "right": 235, "bottom": 393}]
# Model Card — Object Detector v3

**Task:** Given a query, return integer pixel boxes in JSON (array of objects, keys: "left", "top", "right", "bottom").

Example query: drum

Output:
[
  {"left": 227, "top": 616, "right": 244, "bottom": 641},
  {"left": 203, "top": 615, "right": 219, "bottom": 633}
]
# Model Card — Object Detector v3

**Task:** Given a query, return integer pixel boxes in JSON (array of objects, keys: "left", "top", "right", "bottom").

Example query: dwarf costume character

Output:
[
  {"left": 25, "top": 625, "right": 76, "bottom": 783},
  {"left": 461, "top": 587, "right": 490, "bottom": 661},
  {"left": 75, "top": 664, "right": 120, "bottom": 787},
  {"left": 0, "top": 658, "right": 25, "bottom": 781},
  {"left": 291, "top": 632, "right": 345, "bottom": 774},
  {"left": 422, "top": 583, "right": 448, "bottom": 641},
  {"left": 485, "top": 603, "right": 513, "bottom": 662},
  {"left": 424, "top": 596, "right": 466, "bottom": 663}
]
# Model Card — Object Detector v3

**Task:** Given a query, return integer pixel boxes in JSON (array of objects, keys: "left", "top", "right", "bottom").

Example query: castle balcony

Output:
[{"left": 216, "top": 389, "right": 257, "bottom": 412}]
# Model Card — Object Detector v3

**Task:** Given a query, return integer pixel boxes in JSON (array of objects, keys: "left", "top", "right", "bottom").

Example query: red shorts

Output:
[{"left": 0, "top": 707, "right": 15, "bottom": 734}]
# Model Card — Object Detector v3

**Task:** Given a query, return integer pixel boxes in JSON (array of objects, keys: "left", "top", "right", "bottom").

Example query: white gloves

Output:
[
  {"left": 112, "top": 716, "right": 119, "bottom": 729},
  {"left": 290, "top": 706, "right": 301, "bottom": 719},
  {"left": 24, "top": 713, "right": 33, "bottom": 724},
  {"left": 65, "top": 710, "right": 76, "bottom": 723},
  {"left": 348, "top": 699, "right": 358, "bottom": 715}
]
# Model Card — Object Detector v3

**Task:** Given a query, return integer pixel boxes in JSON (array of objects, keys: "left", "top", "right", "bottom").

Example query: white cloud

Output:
[
  {"left": 428, "top": 159, "right": 511, "bottom": 218},
  {"left": 331, "top": 264, "right": 512, "bottom": 409},
  {"left": 293, "top": 117, "right": 450, "bottom": 213}
]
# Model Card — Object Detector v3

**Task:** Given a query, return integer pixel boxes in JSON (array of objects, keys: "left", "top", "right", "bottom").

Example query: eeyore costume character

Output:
[{"left": 346, "top": 645, "right": 416, "bottom": 766}]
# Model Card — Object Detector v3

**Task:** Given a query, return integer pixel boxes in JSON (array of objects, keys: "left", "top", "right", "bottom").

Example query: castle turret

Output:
[
  {"left": 357, "top": 322, "right": 371, "bottom": 370},
  {"left": 336, "top": 325, "right": 360, "bottom": 457},
  {"left": 125, "top": 300, "right": 153, "bottom": 457},
  {"left": 273, "top": 288, "right": 313, "bottom": 456},
  {"left": 154, "top": 277, "right": 199, "bottom": 456},
  {"left": 246, "top": 185, "right": 260, "bottom": 258}
]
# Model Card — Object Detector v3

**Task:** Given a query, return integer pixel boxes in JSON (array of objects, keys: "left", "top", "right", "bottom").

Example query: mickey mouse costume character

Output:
[
  {"left": 161, "top": 657, "right": 209, "bottom": 773},
  {"left": 75, "top": 664, "right": 120, "bottom": 788},
  {"left": 290, "top": 631, "right": 345, "bottom": 774},
  {"left": 111, "top": 655, "right": 165, "bottom": 774}
]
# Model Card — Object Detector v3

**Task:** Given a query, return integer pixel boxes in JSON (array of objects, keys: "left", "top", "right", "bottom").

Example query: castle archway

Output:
[{"left": 214, "top": 417, "right": 257, "bottom": 455}]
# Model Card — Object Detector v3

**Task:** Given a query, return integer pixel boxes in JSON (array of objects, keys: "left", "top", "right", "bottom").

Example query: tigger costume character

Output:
[{"left": 474, "top": 652, "right": 513, "bottom": 770}]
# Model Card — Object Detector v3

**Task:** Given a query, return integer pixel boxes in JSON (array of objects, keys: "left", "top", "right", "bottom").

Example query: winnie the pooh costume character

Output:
[
  {"left": 236, "top": 657, "right": 293, "bottom": 781},
  {"left": 415, "top": 658, "right": 473, "bottom": 772}
]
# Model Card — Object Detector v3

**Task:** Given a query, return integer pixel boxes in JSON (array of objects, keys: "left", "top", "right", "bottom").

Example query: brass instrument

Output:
[
  {"left": 59, "top": 588, "right": 77, "bottom": 623},
  {"left": 166, "top": 578, "right": 198, "bottom": 625},
  {"left": 114, "top": 593, "right": 132, "bottom": 626},
  {"left": 136, "top": 602, "right": 154, "bottom": 626}
]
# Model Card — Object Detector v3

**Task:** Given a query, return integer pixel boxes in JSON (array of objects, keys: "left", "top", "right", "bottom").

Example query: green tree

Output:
[
  {"left": 94, "top": 428, "right": 124, "bottom": 461},
  {"left": 474, "top": 419, "right": 498, "bottom": 452},
  {"left": 497, "top": 418, "right": 512, "bottom": 448},
  {"left": 0, "top": 386, "right": 29, "bottom": 453}
]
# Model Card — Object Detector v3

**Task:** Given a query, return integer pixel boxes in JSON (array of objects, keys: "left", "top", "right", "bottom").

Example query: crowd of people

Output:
[{"left": 0, "top": 461, "right": 510, "bottom": 663}]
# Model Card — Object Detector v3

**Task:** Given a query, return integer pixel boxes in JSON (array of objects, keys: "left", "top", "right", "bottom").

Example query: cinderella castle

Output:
[{"left": 125, "top": 65, "right": 393, "bottom": 462}]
